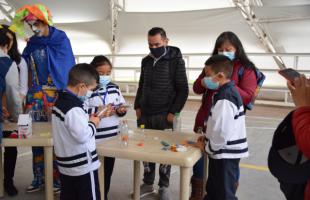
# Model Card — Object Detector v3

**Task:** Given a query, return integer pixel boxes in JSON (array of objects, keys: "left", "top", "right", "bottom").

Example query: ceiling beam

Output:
[
  {"left": 0, "top": 0, "right": 14, "bottom": 23},
  {"left": 257, "top": 16, "right": 310, "bottom": 23},
  {"left": 232, "top": 0, "right": 286, "bottom": 69}
]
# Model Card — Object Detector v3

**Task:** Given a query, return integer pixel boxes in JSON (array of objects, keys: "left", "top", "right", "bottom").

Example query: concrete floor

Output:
[{"left": 2, "top": 98, "right": 292, "bottom": 200}]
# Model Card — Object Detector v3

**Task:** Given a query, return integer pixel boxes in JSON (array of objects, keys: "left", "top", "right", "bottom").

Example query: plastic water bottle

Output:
[
  {"left": 140, "top": 124, "right": 146, "bottom": 140},
  {"left": 119, "top": 120, "right": 129, "bottom": 147},
  {"left": 173, "top": 113, "right": 181, "bottom": 133}
]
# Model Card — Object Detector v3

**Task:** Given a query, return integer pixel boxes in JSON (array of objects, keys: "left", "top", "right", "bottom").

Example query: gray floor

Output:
[{"left": 2, "top": 99, "right": 291, "bottom": 200}]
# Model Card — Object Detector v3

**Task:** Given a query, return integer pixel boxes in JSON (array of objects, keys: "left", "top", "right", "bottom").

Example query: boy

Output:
[
  {"left": 52, "top": 63, "right": 103, "bottom": 200},
  {"left": 196, "top": 55, "right": 249, "bottom": 200},
  {"left": 87, "top": 55, "right": 127, "bottom": 200}
]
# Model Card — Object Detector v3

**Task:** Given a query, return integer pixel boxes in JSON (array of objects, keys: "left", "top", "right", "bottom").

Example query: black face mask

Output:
[{"left": 150, "top": 46, "right": 166, "bottom": 58}]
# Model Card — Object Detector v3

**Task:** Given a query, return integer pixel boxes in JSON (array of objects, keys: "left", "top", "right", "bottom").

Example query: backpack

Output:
[{"left": 238, "top": 67, "right": 266, "bottom": 110}]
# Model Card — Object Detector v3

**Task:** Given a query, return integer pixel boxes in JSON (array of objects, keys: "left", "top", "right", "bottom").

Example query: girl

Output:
[{"left": 87, "top": 55, "right": 127, "bottom": 200}]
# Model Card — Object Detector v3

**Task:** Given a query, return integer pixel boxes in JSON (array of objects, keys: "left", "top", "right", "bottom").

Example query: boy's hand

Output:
[
  {"left": 90, "top": 115, "right": 100, "bottom": 127},
  {"left": 117, "top": 106, "right": 127, "bottom": 114},
  {"left": 196, "top": 136, "right": 206, "bottom": 151}
]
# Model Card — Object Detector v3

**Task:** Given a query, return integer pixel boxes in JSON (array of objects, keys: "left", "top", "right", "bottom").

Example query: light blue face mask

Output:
[
  {"left": 203, "top": 76, "right": 219, "bottom": 90},
  {"left": 219, "top": 51, "right": 235, "bottom": 60},
  {"left": 99, "top": 75, "right": 111, "bottom": 87},
  {"left": 79, "top": 90, "right": 93, "bottom": 102}
]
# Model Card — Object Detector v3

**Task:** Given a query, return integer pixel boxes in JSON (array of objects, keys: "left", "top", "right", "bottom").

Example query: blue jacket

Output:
[{"left": 23, "top": 26, "right": 75, "bottom": 90}]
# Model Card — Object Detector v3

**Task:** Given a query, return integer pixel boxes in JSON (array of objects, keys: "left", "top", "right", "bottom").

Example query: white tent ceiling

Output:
[{"left": 2, "top": 0, "right": 310, "bottom": 56}]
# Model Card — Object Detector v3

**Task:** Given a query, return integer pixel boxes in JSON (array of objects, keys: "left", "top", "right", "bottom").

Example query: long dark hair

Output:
[
  {"left": 211, "top": 31, "right": 256, "bottom": 70},
  {"left": 1, "top": 24, "right": 22, "bottom": 64}
]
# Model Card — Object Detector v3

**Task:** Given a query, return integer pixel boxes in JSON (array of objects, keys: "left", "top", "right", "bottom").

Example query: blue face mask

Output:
[
  {"left": 219, "top": 51, "right": 235, "bottom": 60},
  {"left": 99, "top": 75, "right": 111, "bottom": 87},
  {"left": 203, "top": 76, "right": 219, "bottom": 90},
  {"left": 79, "top": 90, "right": 93, "bottom": 102}
]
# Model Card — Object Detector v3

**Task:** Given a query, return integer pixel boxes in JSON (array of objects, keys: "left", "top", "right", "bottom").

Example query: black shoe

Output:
[{"left": 4, "top": 179, "right": 18, "bottom": 196}]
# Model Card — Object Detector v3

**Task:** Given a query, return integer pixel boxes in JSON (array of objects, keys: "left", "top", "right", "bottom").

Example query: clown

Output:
[{"left": 10, "top": 4, "right": 75, "bottom": 193}]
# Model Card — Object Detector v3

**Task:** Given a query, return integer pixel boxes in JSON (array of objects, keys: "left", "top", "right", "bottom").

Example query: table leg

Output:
[
  {"left": 180, "top": 167, "right": 191, "bottom": 200},
  {"left": 133, "top": 160, "right": 140, "bottom": 200},
  {"left": 203, "top": 156, "right": 209, "bottom": 196},
  {"left": 44, "top": 146, "right": 53, "bottom": 200},
  {"left": 98, "top": 157, "right": 105, "bottom": 200},
  {"left": 0, "top": 146, "right": 3, "bottom": 197}
]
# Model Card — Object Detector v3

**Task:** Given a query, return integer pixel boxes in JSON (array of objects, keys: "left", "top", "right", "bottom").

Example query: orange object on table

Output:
[
  {"left": 121, "top": 135, "right": 129, "bottom": 142},
  {"left": 137, "top": 142, "right": 144, "bottom": 147}
]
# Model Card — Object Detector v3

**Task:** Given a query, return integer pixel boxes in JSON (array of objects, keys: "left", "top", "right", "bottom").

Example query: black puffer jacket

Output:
[{"left": 134, "top": 46, "right": 189, "bottom": 115}]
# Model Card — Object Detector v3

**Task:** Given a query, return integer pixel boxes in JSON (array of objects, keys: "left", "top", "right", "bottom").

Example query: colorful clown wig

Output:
[{"left": 10, "top": 4, "right": 53, "bottom": 37}]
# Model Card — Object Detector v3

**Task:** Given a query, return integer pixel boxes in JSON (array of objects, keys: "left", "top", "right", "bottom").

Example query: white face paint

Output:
[{"left": 28, "top": 20, "right": 43, "bottom": 36}]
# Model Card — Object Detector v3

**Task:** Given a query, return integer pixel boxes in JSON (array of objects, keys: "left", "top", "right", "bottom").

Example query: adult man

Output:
[
  {"left": 134, "top": 27, "right": 189, "bottom": 200},
  {"left": 10, "top": 4, "right": 75, "bottom": 193}
]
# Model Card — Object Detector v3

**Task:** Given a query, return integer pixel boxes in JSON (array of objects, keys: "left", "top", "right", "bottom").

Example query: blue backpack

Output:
[{"left": 238, "top": 67, "right": 266, "bottom": 110}]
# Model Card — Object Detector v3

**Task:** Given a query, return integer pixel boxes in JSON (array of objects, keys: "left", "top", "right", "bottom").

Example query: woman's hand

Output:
[{"left": 287, "top": 75, "right": 310, "bottom": 107}]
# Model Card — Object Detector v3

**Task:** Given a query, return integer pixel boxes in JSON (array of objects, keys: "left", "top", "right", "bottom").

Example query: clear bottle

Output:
[
  {"left": 119, "top": 120, "right": 129, "bottom": 147},
  {"left": 140, "top": 124, "right": 146, "bottom": 139},
  {"left": 173, "top": 113, "right": 181, "bottom": 133}
]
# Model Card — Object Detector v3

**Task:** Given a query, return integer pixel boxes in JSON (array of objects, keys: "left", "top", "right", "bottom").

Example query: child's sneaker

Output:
[
  {"left": 26, "top": 180, "right": 44, "bottom": 193},
  {"left": 53, "top": 182, "right": 61, "bottom": 194}
]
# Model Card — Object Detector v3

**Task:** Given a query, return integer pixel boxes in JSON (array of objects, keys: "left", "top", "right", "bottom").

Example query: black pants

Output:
[
  {"left": 3, "top": 131, "right": 17, "bottom": 183},
  {"left": 60, "top": 170, "right": 101, "bottom": 200},
  {"left": 138, "top": 114, "right": 172, "bottom": 187},
  {"left": 204, "top": 158, "right": 240, "bottom": 200},
  {"left": 279, "top": 181, "right": 306, "bottom": 200},
  {"left": 104, "top": 157, "right": 115, "bottom": 200}
]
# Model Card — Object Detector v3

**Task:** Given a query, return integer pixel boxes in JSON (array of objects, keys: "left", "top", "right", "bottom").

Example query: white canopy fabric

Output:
[
  {"left": 5, "top": 0, "right": 310, "bottom": 55},
  {"left": 2, "top": 0, "right": 310, "bottom": 87}
]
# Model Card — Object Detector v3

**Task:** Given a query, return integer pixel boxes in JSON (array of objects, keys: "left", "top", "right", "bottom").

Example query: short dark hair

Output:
[
  {"left": 90, "top": 55, "right": 112, "bottom": 69},
  {"left": 0, "top": 28, "right": 11, "bottom": 48},
  {"left": 68, "top": 63, "right": 99, "bottom": 86},
  {"left": 148, "top": 27, "right": 167, "bottom": 39},
  {"left": 205, "top": 55, "right": 233, "bottom": 78}
]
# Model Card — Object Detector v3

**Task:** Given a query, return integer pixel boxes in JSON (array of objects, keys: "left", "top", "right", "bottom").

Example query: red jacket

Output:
[
  {"left": 193, "top": 60, "right": 257, "bottom": 132},
  {"left": 292, "top": 106, "right": 310, "bottom": 200}
]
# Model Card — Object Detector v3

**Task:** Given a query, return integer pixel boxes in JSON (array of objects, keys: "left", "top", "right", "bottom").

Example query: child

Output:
[
  {"left": 87, "top": 55, "right": 127, "bottom": 200},
  {"left": 52, "top": 63, "right": 103, "bottom": 200},
  {"left": 196, "top": 55, "right": 249, "bottom": 200},
  {"left": 0, "top": 27, "right": 17, "bottom": 196}
]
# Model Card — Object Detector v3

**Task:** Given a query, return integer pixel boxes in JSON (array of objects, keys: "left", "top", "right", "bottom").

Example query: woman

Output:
[
  {"left": 0, "top": 25, "right": 19, "bottom": 196},
  {"left": 287, "top": 75, "right": 310, "bottom": 200},
  {"left": 190, "top": 31, "right": 258, "bottom": 200},
  {"left": 2, "top": 24, "right": 28, "bottom": 120},
  {"left": 1, "top": 24, "right": 28, "bottom": 196}
]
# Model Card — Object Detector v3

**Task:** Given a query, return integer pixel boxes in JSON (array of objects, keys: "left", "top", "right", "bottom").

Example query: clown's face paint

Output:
[{"left": 27, "top": 20, "right": 48, "bottom": 37}]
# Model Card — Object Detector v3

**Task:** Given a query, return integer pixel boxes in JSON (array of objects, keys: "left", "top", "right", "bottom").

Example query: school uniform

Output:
[
  {"left": 52, "top": 90, "right": 101, "bottom": 200},
  {"left": 204, "top": 81, "right": 248, "bottom": 200},
  {"left": 86, "top": 82, "right": 126, "bottom": 200}
]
